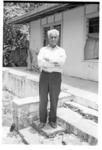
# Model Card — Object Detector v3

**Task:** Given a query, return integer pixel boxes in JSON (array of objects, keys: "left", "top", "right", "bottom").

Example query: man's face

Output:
[{"left": 48, "top": 34, "right": 59, "bottom": 48}]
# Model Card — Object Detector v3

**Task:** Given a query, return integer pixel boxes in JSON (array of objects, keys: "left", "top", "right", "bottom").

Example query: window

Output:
[
  {"left": 89, "top": 17, "right": 99, "bottom": 33},
  {"left": 43, "top": 26, "right": 50, "bottom": 46},
  {"left": 84, "top": 16, "right": 99, "bottom": 60},
  {"left": 43, "top": 24, "right": 61, "bottom": 46},
  {"left": 53, "top": 24, "right": 61, "bottom": 46}
]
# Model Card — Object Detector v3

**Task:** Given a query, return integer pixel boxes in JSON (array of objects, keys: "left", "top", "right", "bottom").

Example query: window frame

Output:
[
  {"left": 41, "top": 20, "right": 62, "bottom": 47},
  {"left": 84, "top": 11, "right": 99, "bottom": 61},
  {"left": 88, "top": 17, "right": 99, "bottom": 34}
]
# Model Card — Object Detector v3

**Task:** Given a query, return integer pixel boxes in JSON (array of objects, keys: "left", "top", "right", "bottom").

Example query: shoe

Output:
[
  {"left": 38, "top": 122, "right": 45, "bottom": 129},
  {"left": 49, "top": 122, "right": 57, "bottom": 128}
]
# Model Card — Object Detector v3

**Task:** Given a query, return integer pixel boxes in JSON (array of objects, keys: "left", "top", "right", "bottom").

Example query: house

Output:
[{"left": 8, "top": 2, "right": 99, "bottom": 82}]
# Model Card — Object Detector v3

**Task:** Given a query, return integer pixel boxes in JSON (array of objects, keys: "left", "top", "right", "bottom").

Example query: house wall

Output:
[
  {"left": 62, "top": 5, "right": 98, "bottom": 81},
  {"left": 29, "top": 20, "right": 41, "bottom": 68},
  {"left": 30, "top": 20, "right": 41, "bottom": 50},
  {"left": 29, "top": 4, "right": 98, "bottom": 81}
]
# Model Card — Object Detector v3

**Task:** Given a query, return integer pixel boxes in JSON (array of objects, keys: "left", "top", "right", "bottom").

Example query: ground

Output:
[{"left": 2, "top": 89, "right": 24, "bottom": 144}]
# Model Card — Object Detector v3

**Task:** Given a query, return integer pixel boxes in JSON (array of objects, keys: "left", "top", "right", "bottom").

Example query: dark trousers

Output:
[{"left": 39, "top": 70, "right": 61, "bottom": 123}]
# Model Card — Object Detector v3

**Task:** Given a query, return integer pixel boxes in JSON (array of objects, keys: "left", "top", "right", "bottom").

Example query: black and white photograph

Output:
[{"left": 1, "top": 0, "right": 101, "bottom": 147}]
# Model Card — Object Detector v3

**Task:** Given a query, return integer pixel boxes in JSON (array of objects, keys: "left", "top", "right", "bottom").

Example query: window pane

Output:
[
  {"left": 84, "top": 37, "right": 99, "bottom": 60},
  {"left": 85, "top": 38, "right": 95, "bottom": 59},
  {"left": 89, "top": 17, "right": 99, "bottom": 33},
  {"left": 53, "top": 24, "right": 61, "bottom": 46},
  {"left": 43, "top": 26, "right": 50, "bottom": 46}
]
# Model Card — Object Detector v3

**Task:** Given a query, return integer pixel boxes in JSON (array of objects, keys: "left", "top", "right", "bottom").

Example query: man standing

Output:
[{"left": 37, "top": 29, "right": 66, "bottom": 129}]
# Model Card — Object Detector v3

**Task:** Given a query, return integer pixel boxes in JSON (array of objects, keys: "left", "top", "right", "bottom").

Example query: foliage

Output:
[{"left": 3, "top": 2, "right": 41, "bottom": 67}]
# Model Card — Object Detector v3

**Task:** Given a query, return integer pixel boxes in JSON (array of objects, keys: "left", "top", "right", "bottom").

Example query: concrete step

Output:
[
  {"left": 63, "top": 100, "right": 98, "bottom": 123},
  {"left": 3, "top": 67, "right": 98, "bottom": 111},
  {"left": 12, "top": 91, "right": 73, "bottom": 130},
  {"left": 32, "top": 120, "right": 65, "bottom": 138},
  {"left": 64, "top": 100, "right": 98, "bottom": 117},
  {"left": 74, "top": 95, "right": 98, "bottom": 111},
  {"left": 62, "top": 133, "right": 89, "bottom": 145},
  {"left": 18, "top": 126, "right": 89, "bottom": 145},
  {"left": 57, "top": 107, "right": 98, "bottom": 145},
  {"left": 61, "top": 84, "right": 98, "bottom": 110},
  {"left": 18, "top": 126, "right": 43, "bottom": 144}
]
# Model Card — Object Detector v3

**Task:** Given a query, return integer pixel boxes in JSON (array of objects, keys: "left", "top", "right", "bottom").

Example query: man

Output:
[{"left": 37, "top": 29, "right": 66, "bottom": 129}]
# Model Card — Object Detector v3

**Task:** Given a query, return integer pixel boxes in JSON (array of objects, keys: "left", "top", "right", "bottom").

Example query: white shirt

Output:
[{"left": 37, "top": 45, "right": 66, "bottom": 73}]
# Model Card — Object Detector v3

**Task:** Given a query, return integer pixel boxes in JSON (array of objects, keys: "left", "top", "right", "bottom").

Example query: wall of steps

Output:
[{"left": 3, "top": 69, "right": 39, "bottom": 97}]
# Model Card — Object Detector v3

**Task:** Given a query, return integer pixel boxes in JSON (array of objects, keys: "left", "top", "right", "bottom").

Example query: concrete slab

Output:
[
  {"left": 32, "top": 120, "right": 65, "bottom": 138},
  {"left": 3, "top": 67, "right": 98, "bottom": 94},
  {"left": 19, "top": 126, "right": 89, "bottom": 145},
  {"left": 19, "top": 126, "right": 43, "bottom": 144},
  {"left": 3, "top": 67, "right": 98, "bottom": 110},
  {"left": 62, "top": 83, "right": 98, "bottom": 105},
  {"left": 13, "top": 96, "right": 39, "bottom": 106},
  {"left": 3, "top": 67, "right": 39, "bottom": 82},
  {"left": 57, "top": 107, "right": 97, "bottom": 139},
  {"left": 62, "top": 134, "right": 82, "bottom": 145},
  {"left": 64, "top": 100, "right": 98, "bottom": 117},
  {"left": 74, "top": 96, "right": 98, "bottom": 110},
  {"left": 12, "top": 96, "right": 40, "bottom": 130},
  {"left": 62, "top": 74, "right": 98, "bottom": 93},
  {"left": 59, "top": 92, "right": 72, "bottom": 99}
]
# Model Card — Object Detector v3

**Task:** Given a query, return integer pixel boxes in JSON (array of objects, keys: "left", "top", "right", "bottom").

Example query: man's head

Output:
[{"left": 47, "top": 29, "right": 59, "bottom": 48}]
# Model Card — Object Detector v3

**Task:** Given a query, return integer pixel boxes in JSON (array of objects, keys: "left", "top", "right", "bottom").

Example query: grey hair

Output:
[{"left": 47, "top": 29, "right": 59, "bottom": 38}]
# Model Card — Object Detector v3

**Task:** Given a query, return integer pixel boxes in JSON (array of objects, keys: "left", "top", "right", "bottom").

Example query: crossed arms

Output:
[{"left": 37, "top": 48, "right": 66, "bottom": 70}]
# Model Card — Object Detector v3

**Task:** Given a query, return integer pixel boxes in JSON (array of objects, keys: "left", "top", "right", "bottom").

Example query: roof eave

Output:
[{"left": 8, "top": 3, "right": 83, "bottom": 24}]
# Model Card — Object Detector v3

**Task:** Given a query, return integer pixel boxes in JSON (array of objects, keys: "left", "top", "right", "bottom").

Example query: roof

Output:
[
  {"left": 8, "top": 3, "right": 83, "bottom": 24},
  {"left": 8, "top": 2, "right": 99, "bottom": 24}
]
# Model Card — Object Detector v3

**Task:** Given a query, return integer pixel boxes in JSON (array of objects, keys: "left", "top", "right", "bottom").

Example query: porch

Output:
[
  {"left": 2, "top": 67, "right": 98, "bottom": 145},
  {"left": 3, "top": 67, "right": 98, "bottom": 108}
]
